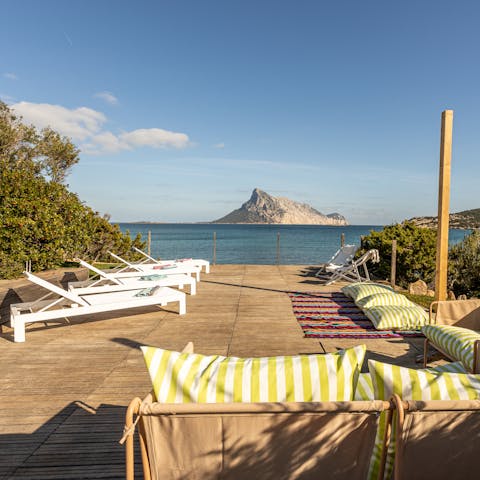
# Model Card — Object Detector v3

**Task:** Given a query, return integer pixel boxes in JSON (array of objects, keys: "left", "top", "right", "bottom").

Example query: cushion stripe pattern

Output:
[
  {"left": 353, "top": 361, "right": 468, "bottom": 401},
  {"left": 423, "top": 324, "right": 480, "bottom": 372},
  {"left": 355, "top": 292, "right": 416, "bottom": 309},
  {"left": 364, "top": 305, "right": 428, "bottom": 331},
  {"left": 366, "top": 359, "right": 480, "bottom": 479},
  {"left": 341, "top": 282, "right": 394, "bottom": 301},
  {"left": 141, "top": 345, "right": 366, "bottom": 403}
]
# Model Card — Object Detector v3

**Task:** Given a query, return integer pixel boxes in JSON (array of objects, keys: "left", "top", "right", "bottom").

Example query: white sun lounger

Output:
[
  {"left": 316, "top": 244, "right": 358, "bottom": 278},
  {"left": 71, "top": 260, "right": 196, "bottom": 295},
  {"left": 108, "top": 252, "right": 201, "bottom": 281},
  {"left": 132, "top": 247, "right": 210, "bottom": 273},
  {"left": 10, "top": 272, "right": 186, "bottom": 342},
  {"left": 325, "top": 249, "right": 380, "bottom": 285}
]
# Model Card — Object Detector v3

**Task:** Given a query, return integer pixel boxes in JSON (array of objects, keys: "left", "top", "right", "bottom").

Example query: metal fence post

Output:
[
  {"left": 276, "top": 233, "right": 280, "bottom": 265},
  {"left": 213, "top": 231, "right": 217, "bottom": 265}
]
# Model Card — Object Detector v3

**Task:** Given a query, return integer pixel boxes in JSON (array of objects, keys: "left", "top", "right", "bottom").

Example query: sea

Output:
[{"left": 117, "top": 224, "right": 472, "bottom": 265}]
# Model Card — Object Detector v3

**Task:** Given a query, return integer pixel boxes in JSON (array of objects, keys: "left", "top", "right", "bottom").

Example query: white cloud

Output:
[
  {"left": 214, "top": 142, "right": 225, "bottom": 149},
  {"left": 3, "top": 72, "right": 17, "bottom": 80},
  {"left": 12, "top": 101, "right": 106, "bottom": 140},
  {"left": 120, "top": 128, "right": 190, "bottom": 149},
  {"left": 11, "top": 101, "right": 191, "bottom": 155},
  {"left": 94, "top": 91, "right": 119, "bottom": 105}
]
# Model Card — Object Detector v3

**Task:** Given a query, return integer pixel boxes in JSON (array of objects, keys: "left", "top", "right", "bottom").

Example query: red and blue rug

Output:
[{"left": 288, "top": 291, "right": 423, "bottom": 339}]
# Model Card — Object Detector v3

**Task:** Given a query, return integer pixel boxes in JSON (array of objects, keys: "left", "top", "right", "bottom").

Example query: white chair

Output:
[
  {"left": 316, "top": 244, "right": 358, "bottom": 278},
  {"left": 325, "top": 249, "right": 380, "bottom": 285},
  {"left": 10, "top": 272, "right": 186, "bottom": 342},
  {"left": 71, "top": 260, "right": 196, "bottom": 295},
  {"left": 108, "top": 251, "right": 201, "bottom": 281},
  {"left": 132, "top": 247, "right": 210, "bottom": 274}
]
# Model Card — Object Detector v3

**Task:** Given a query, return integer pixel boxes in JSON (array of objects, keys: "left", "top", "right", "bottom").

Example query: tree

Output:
[
  {"left": 0, "top": 101, "right": 80, "bottom": 183},
  {"left": 448, "top": 230, "right": 480, "bottom": 297},
  {"left": 36, "top": 127, "right": 80, "bottom": 183},
  {"left": 359, "top": 222, "right": 437, "bottom": 287},
  {"left": 0, "top": 101, "right": 145, "bottom": 279}
]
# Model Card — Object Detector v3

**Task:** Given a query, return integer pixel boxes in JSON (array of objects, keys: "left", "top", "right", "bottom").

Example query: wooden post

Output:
[
  {"left": 341, "top": 233, "right": 345, "bottom": 248},
  {"left": 213, "top": 232, "right": 217, "bottom": 265},
  {"left": 390, "top": 239, "right": 397, "bottom": 289},
  {"left": 147, "top": 231, "right": 151, "bottom": 256},
  {"left": 276, "top": 233, "right": 280, "bottom": 265},
  {"left": 435, "top": 110, "right": 453, "bottom": 301}
]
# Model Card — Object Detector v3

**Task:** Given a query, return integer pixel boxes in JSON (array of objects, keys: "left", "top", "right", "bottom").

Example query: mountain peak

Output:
[{"left": 213, "top": 189, "right": 348, "bottom": 225}]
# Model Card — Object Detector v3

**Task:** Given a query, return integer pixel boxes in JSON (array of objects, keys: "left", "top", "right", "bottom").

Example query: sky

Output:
[{"left": 1, "top": 0, "right": 479, "bottom": 225}]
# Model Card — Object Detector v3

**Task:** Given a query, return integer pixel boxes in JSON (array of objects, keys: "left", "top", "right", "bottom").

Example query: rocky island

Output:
[
  {"left": 213, "top": 188, "right": 348, "bottom": 225},
  {"left": 409, "top": 208, "right": 480, "bottom": 229}
]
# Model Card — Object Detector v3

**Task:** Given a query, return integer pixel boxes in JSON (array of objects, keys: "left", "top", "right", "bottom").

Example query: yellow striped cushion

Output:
[
  {"left": 342, "top": 282, "right": 394, "bottom": 301},
  {"left": 353, "top": 361, "right": 468, "bottom": 401},
  {"left": 141, "top": 344, "right": 366, "bottom": 403},
  {"left": 364, "top": 305, "right": 428, "bottom": 330},
  {"left": 355, "top": 292, "right": 415, "bottom": 309},
  {"left": 367, "top": 360, "right": 480, "bottom": 479},
  {"left": 423, "top": 324, "right": 480, "bottom": 372}
]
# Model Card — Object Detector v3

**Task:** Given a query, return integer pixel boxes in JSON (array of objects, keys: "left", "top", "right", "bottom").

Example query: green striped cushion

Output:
[
  {"left": 353, "top": 361, "right": 468, "bottom": 401},
  {"left": 342, "top": 282, "right": 394, "bottom": 301},
  {"left": 141, "top": 344, "right": 366, "bottom": 403},
  {"left": 367, "top": 359, "right": 480, "bottom": 479},
  {"left": 355, "top": 292, "right": 415, "bottom": 309},
  {"left": 364, "top": 305, "right": 428, "bottom": 330},
  {"left": 423, "top": 324, "right": 480, "bottom": 372}
]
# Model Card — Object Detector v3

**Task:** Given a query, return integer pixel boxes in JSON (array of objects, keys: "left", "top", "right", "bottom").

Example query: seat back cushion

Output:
[
  {"left": 423, "top": 324, "right": 480, "bottom": 371},
  {"left": 366, "top": 359, "right": 480, "bottom": 479},
  {"left": 141, "top": 344, "right": 366, "bottom": 403}
]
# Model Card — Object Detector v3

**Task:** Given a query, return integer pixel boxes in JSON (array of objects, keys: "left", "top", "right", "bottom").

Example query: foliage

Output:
[
  {"left": 359, "top": 222, "right": 437, "bottom": 287},
  {"left": 402, "top": 292, "right": 435, "bottom": 310},
  {"left": 0, "top": 101, "right": 145, "bottom": 279},
  {"left": 0, "top": 102, "right": 79, "bottom": 182},
  {"left": 448, "top": 230, "right": 480, "bottom": 297}
]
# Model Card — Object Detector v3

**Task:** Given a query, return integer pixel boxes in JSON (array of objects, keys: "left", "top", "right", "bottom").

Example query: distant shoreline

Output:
[{"left": 116, "top": 221, "right": 380, "bottom": 226}]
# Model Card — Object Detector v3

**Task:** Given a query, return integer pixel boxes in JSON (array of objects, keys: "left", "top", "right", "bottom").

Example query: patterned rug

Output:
[{"left": 288, "top": 291, "right": 423, "bottom": 339}]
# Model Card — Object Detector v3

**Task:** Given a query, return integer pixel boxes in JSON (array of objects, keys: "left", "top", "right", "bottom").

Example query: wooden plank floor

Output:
[{"left": 0, "top": 265, "right": 426, "bottom": 479}]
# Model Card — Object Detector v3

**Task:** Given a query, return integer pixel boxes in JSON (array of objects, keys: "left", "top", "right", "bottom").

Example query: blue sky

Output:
[{"left": 1, "top": 0, "right": 479, "bottom": 224}]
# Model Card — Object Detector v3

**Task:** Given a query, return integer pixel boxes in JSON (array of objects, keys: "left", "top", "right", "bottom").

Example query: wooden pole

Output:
[
  {"left": 147, "top": 231, "right": 151, "bottom": 256},
  {"left": 341, "top": 233, "right": 345, "bottom": 248},
  {"left": 390, "top": 239, "right": 397, "bottom": 289},
  {"left": 276, "top": 233, "right": 280, "bottom": 265},
  {"left": 213, "top": 232, "right": 217, "bottom": 265},
  {"left": 434, "top": 110, "right": 453, "bottom": 301}
]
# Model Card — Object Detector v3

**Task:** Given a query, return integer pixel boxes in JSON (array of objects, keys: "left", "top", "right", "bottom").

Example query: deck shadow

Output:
[{"left": 0, "top": 401, "right": 136, "bottom": 480}]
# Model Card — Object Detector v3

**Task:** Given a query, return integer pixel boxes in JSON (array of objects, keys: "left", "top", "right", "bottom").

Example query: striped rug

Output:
[{"left": 288, "top": 291, "right": 423, "bottom": 339}]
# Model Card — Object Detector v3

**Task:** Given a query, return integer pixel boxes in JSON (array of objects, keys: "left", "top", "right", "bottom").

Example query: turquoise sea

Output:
[{"left": 118, "top": 224, "right": 471, "bottom": 265}]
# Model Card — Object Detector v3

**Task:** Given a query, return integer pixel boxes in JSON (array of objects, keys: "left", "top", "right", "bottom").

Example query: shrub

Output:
[
  {"left": 448, "top": 230, "right": 480, "bottom": 297},
  {"left": 359, "top": 222, "right": 437, "bottom": 287},
  {"left": 0, "top": 101, "right": 145, "bottom": 279}
]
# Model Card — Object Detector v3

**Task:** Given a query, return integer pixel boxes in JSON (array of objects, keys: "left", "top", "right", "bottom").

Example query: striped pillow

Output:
[
  {"left": 141, "top": 344, "right": 366, "bottom": 403},
  {"left": 353, "top": 361, "right": 468, "bottom": 400},
  {"left": 355, "top": 292, "right": 415, "bottom": 309},
  {"left": 423, "top": 324, "right": 480, "bottom": 372},
  {"left": 364, "top": 305, "right": 428, "bottom": 330},
  {"left": 367, "top": 359, "right": 480, "bottom": 479},
  {"left": 342, "top": 282, "right": 394, "bottom": 302}
]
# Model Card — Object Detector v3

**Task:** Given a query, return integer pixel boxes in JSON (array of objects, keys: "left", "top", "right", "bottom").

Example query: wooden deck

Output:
[{"left": 0, "top": 265, "right": 426, "bottom": 479}]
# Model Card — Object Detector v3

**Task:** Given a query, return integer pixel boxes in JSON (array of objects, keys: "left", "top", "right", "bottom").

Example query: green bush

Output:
[
  {"left": 360, "top": 222, "right": 437, "bottom": 287},
  {"left": 448, "top": 230, "right": 480, "bottom": 297},
  {"left": 0, "top": 101, "right": 145, "bottom": 279}
]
